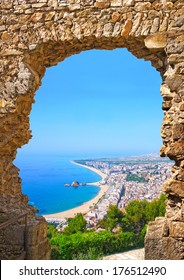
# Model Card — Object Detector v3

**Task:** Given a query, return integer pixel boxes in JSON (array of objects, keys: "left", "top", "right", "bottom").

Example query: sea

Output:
[{"left": 14, "top": 154, "right": 101, "bottom": 215}]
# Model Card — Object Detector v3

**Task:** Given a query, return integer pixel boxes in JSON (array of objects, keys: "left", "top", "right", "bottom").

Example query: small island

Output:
[
  {"left": 71, "top": 181, "right": 80, "bottom": 187},
  {"left": 64, "top": 181, "right": 86, "bottom": 188}
]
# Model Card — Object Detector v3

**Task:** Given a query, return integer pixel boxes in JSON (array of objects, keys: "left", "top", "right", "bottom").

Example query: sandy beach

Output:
[{"left": 44, "top": 161, "right": 108, "bottom": 220}]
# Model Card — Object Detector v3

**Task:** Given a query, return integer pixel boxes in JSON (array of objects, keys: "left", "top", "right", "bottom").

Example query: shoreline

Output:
[{"left": 43, "top": 161, "right": 108, "bottom": 220}]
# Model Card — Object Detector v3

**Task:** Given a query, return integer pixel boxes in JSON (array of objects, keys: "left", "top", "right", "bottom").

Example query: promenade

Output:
[{"left": 103, "top": 248, "right": 145, "bottom": 260}]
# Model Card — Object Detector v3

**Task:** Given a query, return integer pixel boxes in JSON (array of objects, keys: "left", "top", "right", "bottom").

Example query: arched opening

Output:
[{"left": 15, "top": 48, "right": 167, "bottom": 219}]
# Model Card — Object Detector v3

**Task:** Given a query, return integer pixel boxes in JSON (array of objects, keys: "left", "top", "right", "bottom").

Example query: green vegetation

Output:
[
  {"left": 126, "top": 174, "right": 148, "bottom": 182},
  {"left": 97, "top": 205, "right": 124, "bottom": 231},
  {"left": 63, "top": 213, "right": 87, "bottom": 235},
  {"left": 48, "top": 229, "right": 136, "bottom": 260},
  {"left": 47, "top": 194, "right": 166, "bottom": 260}
]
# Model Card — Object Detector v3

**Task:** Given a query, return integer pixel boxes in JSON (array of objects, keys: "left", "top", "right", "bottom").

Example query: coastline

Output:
[{"left": 43, "top": 161, "right": 108, "bottom": 220}]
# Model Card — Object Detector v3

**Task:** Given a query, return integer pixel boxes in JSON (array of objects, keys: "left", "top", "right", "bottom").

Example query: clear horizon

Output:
[{"left": 17, "top": 48, "right": 163, "bottom": 159}]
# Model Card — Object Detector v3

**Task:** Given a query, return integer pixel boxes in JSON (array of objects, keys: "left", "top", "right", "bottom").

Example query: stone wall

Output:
[{"left": 0, "top": 0, "right": 183, "bottom": 259}]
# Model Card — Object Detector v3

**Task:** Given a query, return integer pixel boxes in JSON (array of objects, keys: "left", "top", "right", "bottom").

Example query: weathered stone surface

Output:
[
  {"left": 173, "top": 124, "right": 184, "bottom": 141},
  {"left": 110, "top": 0, "right": 122, "bottom": 7},
  {"left": 150, "top": 18, "right": 160, "bottom": 34},
  {"left": 48, "top": 0, "right": 58, "bottom": 7},
  {"left": 94, "top": 0, "right": 110, "bottom": 8},
  {"left": 160, "top": 84, "right": 174, "bottom": 101},
  {"left": 0, "top": 0, "right": 184, "bottom": 261},
  {"left": 123, "top": 0, "right": 134, "bottom": 7},
  {"left": 144, "top": 33, "right": 167, "bottom": 49},
  {"left": 0, "top": 49, "right": 23, "bottom": 56},
  {"left": 111, "top": 12, "right": 120, "bottom": 23},
  {"left": 145, "top": 215, "right": 184, "bottom": 259},
  {"left": 145, "top": 218, "right": 168, "bottom": 259},
  {"left": 121, "top": 19, "right": 132, "bottom": 38},
  {"left": 30, "top": 13, "right": 44, "bottom": 23},
  {"left": 170, "top": 221, "right": 184, "bottom": 238},
  {"left": 180, "top": 103, "right": 184, "bottom": 111},
  {"left": 167, "top": 142, "right": 184, "bottom": 160},
  {"left": 163, "top": 179, "right": 184, "bottom": 197}
]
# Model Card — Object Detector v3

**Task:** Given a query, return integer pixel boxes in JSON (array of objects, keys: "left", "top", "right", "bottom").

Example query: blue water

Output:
[{"left": 14, "top": 154, "right": 101, "bottom": 215}]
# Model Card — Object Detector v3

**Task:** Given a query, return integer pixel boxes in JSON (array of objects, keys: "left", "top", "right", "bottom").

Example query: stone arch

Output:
[{"left": 0, "top": 0, "right": 183, "bottom": 259}]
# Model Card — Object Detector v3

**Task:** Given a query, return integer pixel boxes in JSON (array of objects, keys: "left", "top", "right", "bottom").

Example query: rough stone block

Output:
[
  {"left": 32, "top": 3, "right": 47, "bottom": 8},
  {"left": 167, "top": 142, "right": 184, "bottom": 159},
  {"left": 48, "top": 0, "right": 58, "bottom": 7},
  {"left": 94, "top": 0, "right": 110, "bottom": 8},
  {"left": 173, "top": 123, "right": 184, "bottom": 141},
  {"left": 123, "top": 0, "right": 134, "bottom": 7},
  {"left": 163, "top": 179, "right": 184, "bottom": 197},
  {"left": 145, "top": 218, "right": 168, "bottom": 259},
  {"left": 144, "top": 33, "right": 167, "bottom": 49},
  {"left": 160, "top": 84, "right": 174, "bottom": 101},
  {"left": 26, "top": 221, "right": 48, "bottom": 246},
  {"left": 121, "top": 19, "right": 132, "bottom": 38},
  {"left": 110, "top": 0, "right": 122, "bottom": 7},
  {"left": 170, "top": 221, "right": 184, "bottom": 238}
]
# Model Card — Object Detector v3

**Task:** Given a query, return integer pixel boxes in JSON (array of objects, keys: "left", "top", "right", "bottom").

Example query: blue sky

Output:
[{"left": 18, "top": 48, "right": 163, "bottom": 158}]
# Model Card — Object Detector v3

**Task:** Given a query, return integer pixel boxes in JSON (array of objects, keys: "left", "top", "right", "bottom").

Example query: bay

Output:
[{"left": 14, "top": 154, "right": 101, "bottom": 215}]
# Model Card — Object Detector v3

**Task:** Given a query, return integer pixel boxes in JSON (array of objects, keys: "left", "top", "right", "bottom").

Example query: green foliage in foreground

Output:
[
  {"left": 49, "top": 230, "right": 137, "bottom": 260},
  {"left": 47, "top": 194, "right": 166, "bottom": 260},
  {"left": 63, "top": 213, "right": 87, "bottom": 235}
]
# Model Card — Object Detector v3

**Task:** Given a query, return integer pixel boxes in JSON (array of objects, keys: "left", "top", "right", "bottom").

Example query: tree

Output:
[
  {"left": 145, "top": 194, "right": 166, "bottom": 222},
  {"left": 124, "top": 200, "right": 148, "bottom": 233},
  {"left": 145, "top": 200, "right": 159, "bottom": 221},
  {"left": 97, "top": 205, "right": 124, "bottom": 231},
  {"left": 158, "top": 193, "right": 166, "bottom": 216},
  {"left": 47, "top": 224, "right": 59, "bottom": 239},
  {"left": 107, "top": 205, "right": 124, "bottom": 221},
  {"left": 63, "top": 213, "right": 87, "bottom": 235}
]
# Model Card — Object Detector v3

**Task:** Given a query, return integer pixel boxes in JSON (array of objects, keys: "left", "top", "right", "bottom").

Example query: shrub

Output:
[{"left": 47, "top": 194, "right": 166, "bottom": 259}]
